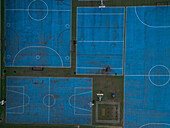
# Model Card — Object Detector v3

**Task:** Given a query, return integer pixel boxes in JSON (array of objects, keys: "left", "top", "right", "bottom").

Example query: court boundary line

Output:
[
  {"left": 69, "top": 1, "right": 72, "bottom": 69},
  {"left": 6, "top": 0, "right": 72, "bottom": 68},
  {"left": 134, "top": 7, "right": 170, "bottom": 28},
  {"left": 121, "top": 7, "right": 126, "bottom": 76},
  {"left": 23, "top": 86, "right": 24, "bottom": 113},
  {"left": 48, "top": 78, "right": 50, "bottom": 124},
  {"left": 77, "top": 67, "right": 123, "bottom": 69},
  {"left": 78, "top": 41, "right": 124, "bottom": 42},
  {"left": 77, "top": 13, "right": 124, "bottom": 15},
  {"left": 12, "top": 46, "right": 64, "bottom": 67},
  {"left": 77, "top": 7, "right": 125, "bottom": 9},
  {"left": 122, "top": 7, "right": 126, "bottom": 126},
  {"left": 125, "top": 75, "right": 170, "bottom": 76},
  {"left": 139, "top": 123, "right": 170, "bottom": 128},
  {"left": 76, "top": 7, "right": 78, "bottom": 76},
  {"left": 74, "top": 86, "right": 76, "bottom": 115},
  {"left": 7, "top": 76, "right": 93, "bottom": 79},
  {"left": 6, "top": 77, "right": 93, "bottom": 124},
  {"left": 76, "top": 67, "right": 123, "bottom": 75},
  {"left": 75, "top": 6, "right": 80, "bottom": 75},
  {"left": 76, "top": 7, "right": 124, "bottom": 76},
  {"left": 76, "top": 73, "right": 123, "bottom": 76},
  {"left": 6, "top": 9, "right": 71, "bottom": 11}
]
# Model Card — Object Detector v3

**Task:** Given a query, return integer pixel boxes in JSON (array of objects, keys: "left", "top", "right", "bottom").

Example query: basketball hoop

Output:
[
  {"left": 99, "top": 5, "right": 105, "bottom": 9},
  {"left": 88, "top": 102, "right": 94, "bottom": 107},
  {"left": 97, "top": 93, "right": 104, "bottom": 101}
]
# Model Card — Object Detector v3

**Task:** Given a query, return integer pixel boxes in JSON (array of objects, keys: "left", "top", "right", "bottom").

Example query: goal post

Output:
[{"left": 99, "top": 0, "right": 105, "bottom": 8}]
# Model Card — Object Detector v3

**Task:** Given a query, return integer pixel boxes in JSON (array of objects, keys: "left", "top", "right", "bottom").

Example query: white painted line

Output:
[
  {"left": 48, "top": 10, "right": 71, "bottom": 12},
  {"left": 75, "top": 87, "right": 92, "bottom": 89},
  {"left": 7, "top": 86, "right": 24, "bottom": 88},
  {"left": 6, "top": 87, "right": 30, "bottom": 114},
  {"left": 77, "top": 67, "right": 123, "bottom": 69},
  {"left": 7, "top": 89, "right": 30, "bottom": 110},
  {"left": 139, "top": 123, "right": 170, "bottom": 128},
  {"left": 23, "top": 86, "right": 25, "bottom": 113},
  {"left": 43, "top": 94, "right": 56, "bottom": 107},
  {"left": 130, "top": 5, "right": 170, "bottom": 8},
  {"left": 68, "top": 90, "right": 92, "bottom": 114},
  {"left": 6, "top": 0, "right": 71, "bottom": 21},
  {"left": 77, "top": 7, "right": 125, "bottom": 9},
  {"left": 74, "top": 87, "right": 76, "bottom": 115},
  {"left": 6, "top": 112, "right": 25, "bottom": 114},
  {"left": 148, "top": 65, "right": 170, "bottom": 86},
  {"left": 28, "top": 0, "right": 48, "bottom": 21},
  {"left": 135, "top": 7, "right": 170, "bottom": 28},
  {"left": 76, "top": 73, "right": 123, "bottom": 76},
  {"left": 125, "top": 75, "right": 170, "bottom": 76},
  {"left": 78, "top": 13, "right": 124, "bottom": 15},
  {"left": 48, "top": 78, "right": 50, "bottom": 124},
  {"left": 6, "top": 86, "right": 24, "bottom": 114},
  {"left": 78, "top": 41, "right": 124, "bottom": 42},
  {"left": 12, "top": 46, "right": 63, "bottom": 67},
  {"left": 6, "top": 65, "right": 70, "bottom": 68},
  {"left": 74, "top": 113, "right": 91, "bottom": 116},
  {"left": 6, "top": 9, "right": 71, "bottom": 11}
]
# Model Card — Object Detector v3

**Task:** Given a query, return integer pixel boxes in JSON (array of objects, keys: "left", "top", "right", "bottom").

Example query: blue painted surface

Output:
[
  {"left": 125, "top": 6, "right": 170, "bottom": 128},
  {"left": 6, "top": 77, "right": 93, "bottom": 125},
  {"left": 5, "top": 0, "right": 71, "bottom": 67},
  {"left": 77, "top": 7, "right": 124, "bottom": 75}
]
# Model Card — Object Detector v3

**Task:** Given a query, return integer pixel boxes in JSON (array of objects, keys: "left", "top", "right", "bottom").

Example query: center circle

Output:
[
  {"left": 28, "top": 0, "right": 48, "bottom": 21},
  {"left": 148, "top": 65, "right": 170, "bottom": 87},
  {"left": 43, "top": 94, "right": 55, "bottom": 107}
]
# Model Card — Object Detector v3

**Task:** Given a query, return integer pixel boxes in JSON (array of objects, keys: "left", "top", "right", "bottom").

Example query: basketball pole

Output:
[
  {"left": 99, "top": 0, "right": 105, "bottom": 8},
  {"left": 101, "top": 0, "right": 104, "bottom": 6}
]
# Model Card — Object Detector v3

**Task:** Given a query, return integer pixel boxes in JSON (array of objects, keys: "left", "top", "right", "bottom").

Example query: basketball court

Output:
[
  {"left": 76, "top": 7, "right": 125, "bottom": 75},
  {"left": 124, "top": 6, "right": 170, "bottom": 128},
  {"left": 6, "top": 77, "right": 92, "bottom": 125},
  {"left": 5, "top": 0, "right": 71, "bottom": 67}
]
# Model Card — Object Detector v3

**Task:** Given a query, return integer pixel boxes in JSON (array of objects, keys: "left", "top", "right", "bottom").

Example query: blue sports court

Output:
[
  {"left": 4, "top": 1, "right": 170, "bottom": 127},
  {"left": 124, "top": 6, "right": 170, "bottom": 128},
  {"left": 5, "top": 0, "right": 71, "bottom": 67},
  {"left": 77, "top": 7, "right": 125, "bottom": 75},
  {"left": 6, "top": 77, "right": 93, "bottom": 125}
]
